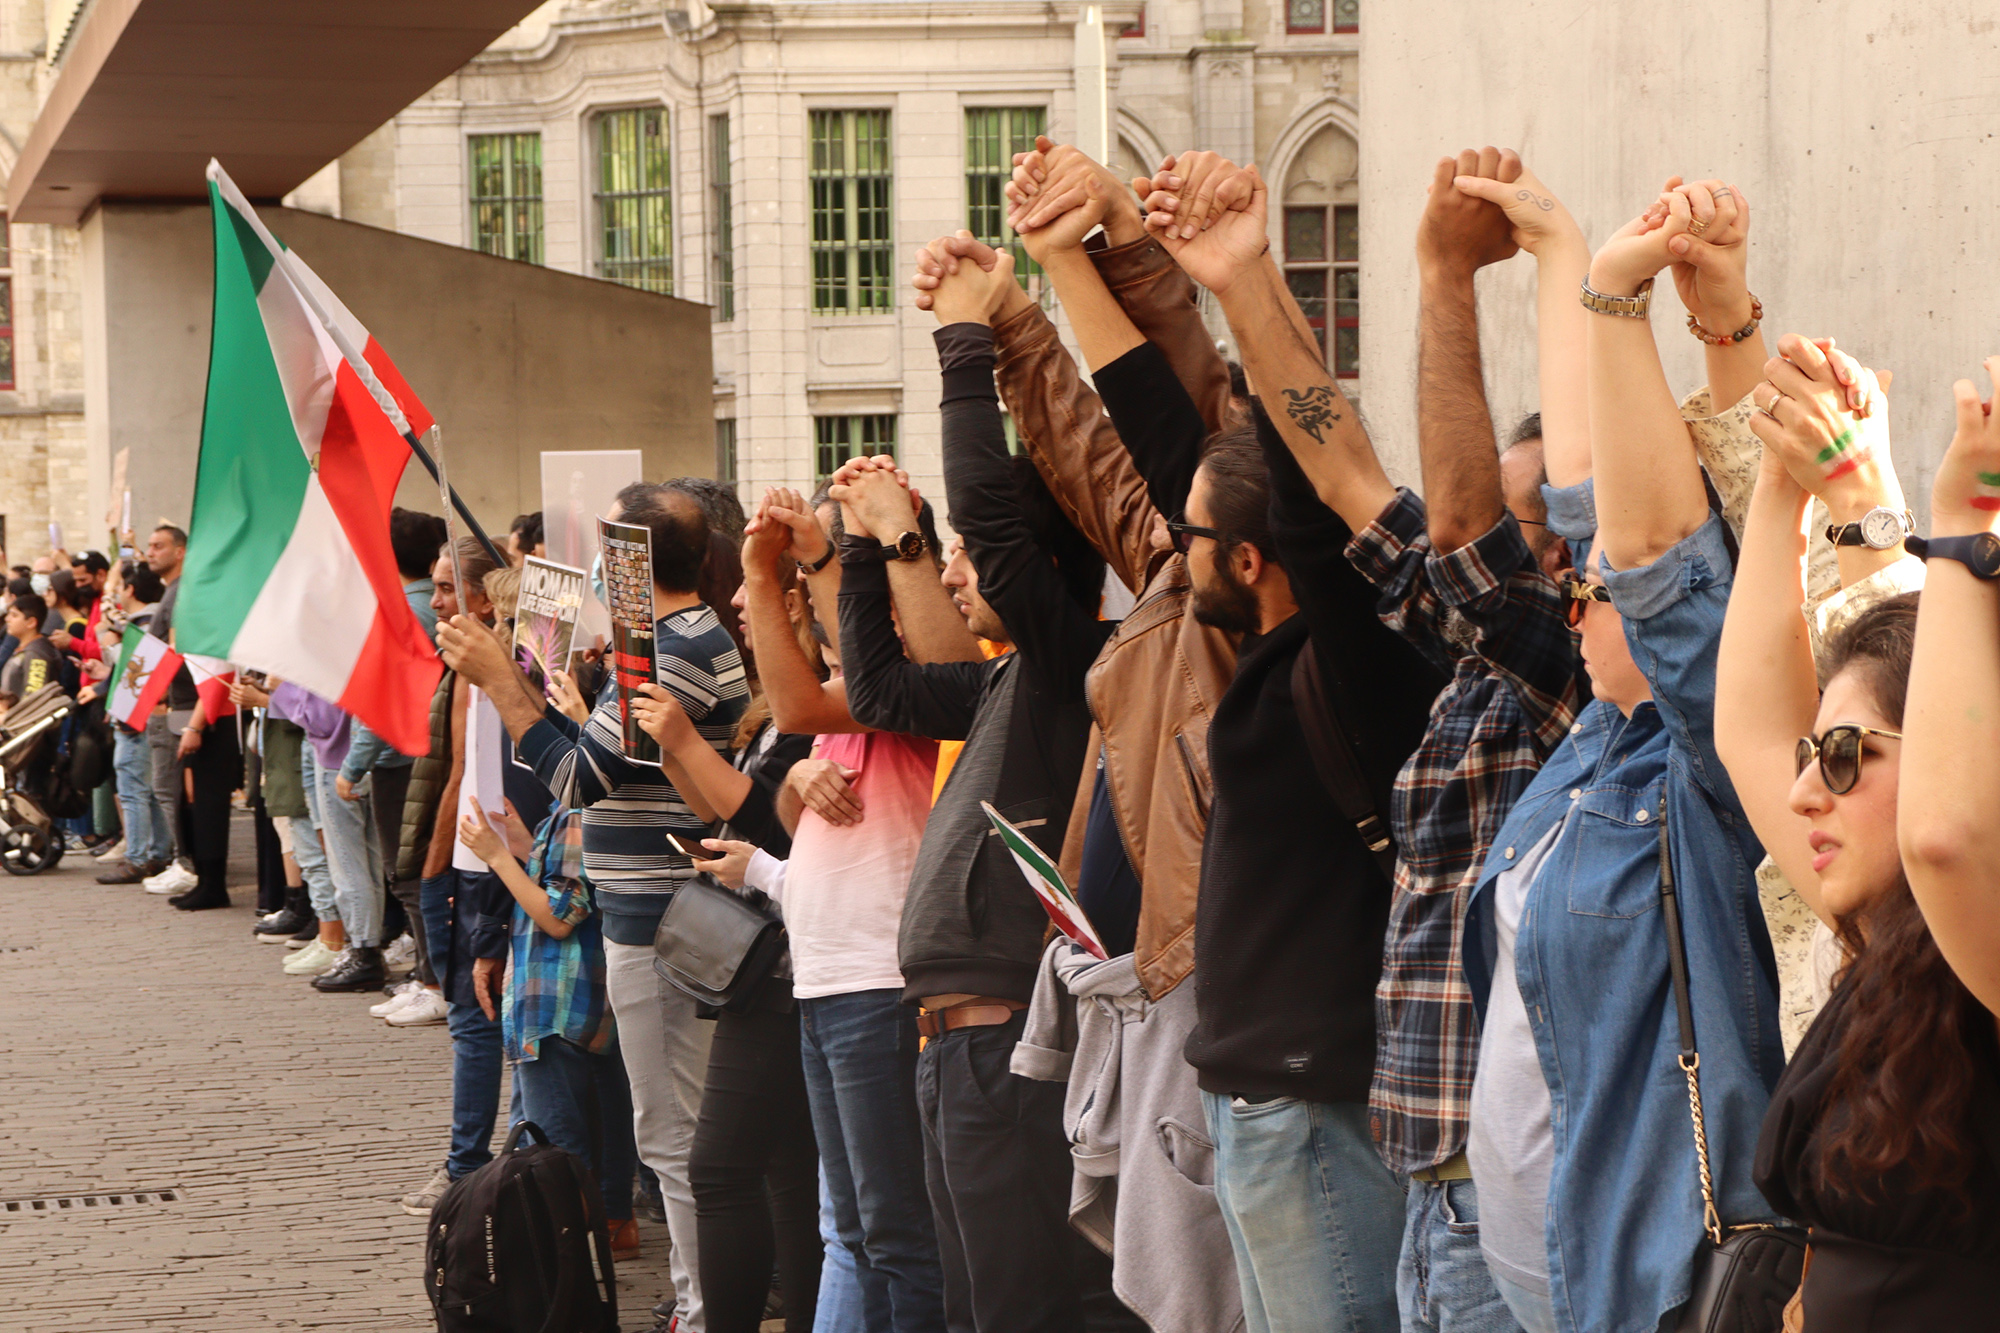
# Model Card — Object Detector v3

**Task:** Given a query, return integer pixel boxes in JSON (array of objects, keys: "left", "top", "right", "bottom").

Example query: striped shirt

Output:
[
  {"left": 516, "top": 602, "right": 748, "bottom": 944},
  {"left": 504, "top": 807, "right": 614, "bottom": 1063},
  {"left": 1346, "top": 489, "right": 1580, "bottom": 1176}
]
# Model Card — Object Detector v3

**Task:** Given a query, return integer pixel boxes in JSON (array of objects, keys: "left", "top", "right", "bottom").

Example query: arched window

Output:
[{"left": 1280, "top": 122, "right": 1359, "bottom": 379}]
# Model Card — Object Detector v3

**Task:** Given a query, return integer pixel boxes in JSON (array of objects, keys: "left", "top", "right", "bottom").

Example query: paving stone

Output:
[{"left": 0, "top": 812, "right": 681, "bottom": 1331}]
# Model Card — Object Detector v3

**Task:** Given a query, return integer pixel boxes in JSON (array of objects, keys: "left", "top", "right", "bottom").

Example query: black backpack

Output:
[{"left": 423, "top": 1121, "right": 619, "bottom": 1333}]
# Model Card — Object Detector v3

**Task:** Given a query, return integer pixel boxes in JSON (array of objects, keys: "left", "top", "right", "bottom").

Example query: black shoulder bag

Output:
[
  {"left": 1656, "top": 795, "right": 1809, "bottom": 1332},
  {"left": 652, "top": 875, "right": 787, "bottom": 1013},
  {"left": 1291, "top": 645, "right": 1398, "bottom": 882}
]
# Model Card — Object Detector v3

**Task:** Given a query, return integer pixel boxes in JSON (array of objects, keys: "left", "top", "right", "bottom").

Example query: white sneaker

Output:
[
  {"left": 282, "top": 938, "right": 339, "bottom": 976},
  {"left": 143, "top": 862, "right": 198, "bottom": 895},
  {"left": 368, "top": 980, "right": 424, "bottom": 1018},
  {"left": 385, "top": 987, "right": 449, "bottom": 1027},
  {"left": 383, "top": 934, "right": 417, "bottom": 969},
  {"left": 94, "top": 838, "right": 128, "bottom": 864}
]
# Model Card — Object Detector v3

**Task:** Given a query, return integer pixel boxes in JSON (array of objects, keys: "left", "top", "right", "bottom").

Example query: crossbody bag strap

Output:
[
  {"left": 1656, "top": 794, "right": 1724, "bottom": 1245},
  {"left": 1292, "top": 646, "right": 1398, "bottom": 882}
]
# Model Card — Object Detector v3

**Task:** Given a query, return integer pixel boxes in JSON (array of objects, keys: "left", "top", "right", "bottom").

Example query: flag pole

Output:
[{"left": 205, "top": 160, "right": 506, "bottom": 569}]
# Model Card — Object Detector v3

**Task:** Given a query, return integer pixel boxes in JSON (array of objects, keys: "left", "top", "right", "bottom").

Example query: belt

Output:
[
  {"left": 1409, "top": 1151, "right": 1472, "bottom": 1184},
  {"left": 915, "top": 999, "right": 1025, "bottom": 1040}
]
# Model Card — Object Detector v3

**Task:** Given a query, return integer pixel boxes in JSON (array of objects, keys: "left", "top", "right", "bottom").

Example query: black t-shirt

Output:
[
  {"left": 0, "top": 638, "right": 64, "bottom": 699},
  {"left": 1754, "top": 982, "right": 2000, "bottom": 1329}
]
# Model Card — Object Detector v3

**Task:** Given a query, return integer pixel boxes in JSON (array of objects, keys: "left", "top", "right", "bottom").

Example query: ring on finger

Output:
[
  {"left": 1688, "top": 217, "right": 1711, "bottom": 238},
  {"left": 1759, "top": 390, "right": 1791, "bottom": 419}
]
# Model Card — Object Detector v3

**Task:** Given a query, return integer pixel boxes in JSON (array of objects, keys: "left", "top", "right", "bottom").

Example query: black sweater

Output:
[
  {"left": 840, "top": 324, "right": 1112, "bottom": 1004},
  {"left": 1093, "top": 343, "right": 1442, "bottom": 1103}
]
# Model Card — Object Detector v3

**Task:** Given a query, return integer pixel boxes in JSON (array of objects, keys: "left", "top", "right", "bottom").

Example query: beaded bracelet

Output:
[{"left": 1687, "top": 295, "right": 1763, "bottom": 347}]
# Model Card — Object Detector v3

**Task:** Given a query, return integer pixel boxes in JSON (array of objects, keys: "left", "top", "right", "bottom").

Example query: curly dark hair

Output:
[{"left": 1814, "top": 592, "right": 1987, "bottom": 1217}]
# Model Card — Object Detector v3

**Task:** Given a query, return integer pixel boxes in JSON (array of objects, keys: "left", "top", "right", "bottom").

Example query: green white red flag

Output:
[
  {"left": 108, "top": 627, "right": 181, "bottom": 731},
  {"left": 173, "top": 162, "right": 441, "bottom": 754}
]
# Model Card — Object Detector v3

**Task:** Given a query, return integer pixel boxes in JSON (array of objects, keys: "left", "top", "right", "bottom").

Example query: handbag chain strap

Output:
[{"left": 1656, "top": 794, "right": 1725, "bottom": 1246}]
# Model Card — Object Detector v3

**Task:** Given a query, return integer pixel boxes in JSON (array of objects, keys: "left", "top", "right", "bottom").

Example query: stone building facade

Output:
[
  {"left": 344, "top": 0, "right": 1362, "bottom": 502},
  {"left": 0, "top": 0, "right": 87, "bottom": 565}
]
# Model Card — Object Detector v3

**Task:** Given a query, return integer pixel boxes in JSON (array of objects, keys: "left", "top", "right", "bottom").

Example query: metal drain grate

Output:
[{"left": 2, "top": 1189, "right": 182, "bottom": 1215}]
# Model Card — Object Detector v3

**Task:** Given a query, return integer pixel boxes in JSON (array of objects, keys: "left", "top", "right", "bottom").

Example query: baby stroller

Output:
[{"left": 0, "top": 683, "right": 77, "bottom": 875}]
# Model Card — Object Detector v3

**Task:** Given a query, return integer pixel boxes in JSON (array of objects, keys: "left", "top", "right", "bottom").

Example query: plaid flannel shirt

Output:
[
  {"left": 1346, "top": 489, "right": 1580, "bottom": 1175},
  {"left": 504, "top": 807, "right": 615, "bottom": 1063}
]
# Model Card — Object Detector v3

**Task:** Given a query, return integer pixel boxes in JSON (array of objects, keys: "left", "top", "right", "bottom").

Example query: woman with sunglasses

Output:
[{"left": 1715, "top": 334, "right": 2000, "bottom": 1326}]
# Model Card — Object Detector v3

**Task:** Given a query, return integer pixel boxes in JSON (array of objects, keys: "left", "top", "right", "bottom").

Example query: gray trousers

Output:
[{"left": 144, "top": 712, "right": 181, "bottom": 866}]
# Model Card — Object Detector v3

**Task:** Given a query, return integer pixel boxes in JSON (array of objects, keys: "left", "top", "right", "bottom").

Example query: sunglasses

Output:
[
  {"left": 1795, "top": 724, "right": 1902, "bottom": 796},
  {"left": 1166, "top": 517, "right": 1229, "bottom": 556},
  {"left": 1560, "top": 577, "right": 1612, "bottom": 628}
]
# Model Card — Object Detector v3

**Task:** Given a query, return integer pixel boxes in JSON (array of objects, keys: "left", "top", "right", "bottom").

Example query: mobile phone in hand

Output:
[{"left": 667, "top": 832, "right": 706, "bottom": 858}]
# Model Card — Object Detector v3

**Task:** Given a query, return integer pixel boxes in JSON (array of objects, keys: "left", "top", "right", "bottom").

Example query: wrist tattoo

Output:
[
  {"left": 1282, "top": 385, "right": 1343, "bottom": 443},
  {"left": 1516, "top": 189, "right": 1556, "bottom": 212}
]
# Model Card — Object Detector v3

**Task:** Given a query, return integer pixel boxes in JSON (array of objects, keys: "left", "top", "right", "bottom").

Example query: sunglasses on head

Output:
[
  {"left": 1795, "top": 723, "right": 1902, "bottom": 796},
  {"left": 1166, "top": 516, "right": 1230, "bottom": 556},
  {"left": 1560, "top": 577, "right": 1612, "bottom": 628}
]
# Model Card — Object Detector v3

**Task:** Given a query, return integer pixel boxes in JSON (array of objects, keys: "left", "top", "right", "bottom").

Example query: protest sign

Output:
[{"left": 598, "top": 516, "right": 659, "bottom": 763}]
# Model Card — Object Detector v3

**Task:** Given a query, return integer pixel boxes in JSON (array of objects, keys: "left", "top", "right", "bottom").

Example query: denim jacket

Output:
[{"left": 1466, "top": 503, "right": 1785, "bottom": 1333}]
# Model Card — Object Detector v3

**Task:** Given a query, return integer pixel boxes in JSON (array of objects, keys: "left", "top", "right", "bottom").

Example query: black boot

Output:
[
  {"left": 255, "top": 887, "right": 314, "bottom": 940},
  {"left": 170, "top": 883, "right": 231, "bottom": 911},
  {"left": 312, "top": 946, "right": 387, "bottom": 992}
]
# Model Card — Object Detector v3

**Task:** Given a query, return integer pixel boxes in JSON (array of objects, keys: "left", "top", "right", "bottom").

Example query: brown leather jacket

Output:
[{"left": 992, "top": 235, "right": 1236, "bottom": 1000}]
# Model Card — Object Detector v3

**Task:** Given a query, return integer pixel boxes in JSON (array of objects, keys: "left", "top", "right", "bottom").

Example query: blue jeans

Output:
[
  {"left": 112, "top": 727, "right": 171, "bottom": 864},
  {"left": 515, "top": 1035, "right": 639, "bottom": 1223},
  {"left": 815, "top": 1161, "right": 867, "bottom": 1333},
  {"left": 798, "top": 988, "right": 945, "bottom": 1333},
  {"left": 424, "top": 871, "right": 503, "bottom": 1180},
  {"left": 302, "top": 747, "right": 382, "bottom": 947},
  {"left": 1201, "top": 1092, "right": 1406, "bottom": 1333},
  {"left": 1398, "top": 1179, "right": 1524, "bottom": 1333},
  {"left": 291, "top": 815, "right": 337, "bottom": 921}
]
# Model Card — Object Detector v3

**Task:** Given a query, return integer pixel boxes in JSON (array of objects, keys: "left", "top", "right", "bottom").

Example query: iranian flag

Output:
[
  {"left": 108, "top": 628, "right": 182, "bottom": 731},
  {"left": 183, "top": 654, "right": 238, "bottom": 722},
  {"left": 174, "top": 162, "right": 442, "bottom": 755}
]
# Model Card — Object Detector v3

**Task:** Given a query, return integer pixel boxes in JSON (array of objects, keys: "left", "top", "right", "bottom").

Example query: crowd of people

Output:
[{"left": 17, "top": 135, "right": 2000, "bottom": 1333}]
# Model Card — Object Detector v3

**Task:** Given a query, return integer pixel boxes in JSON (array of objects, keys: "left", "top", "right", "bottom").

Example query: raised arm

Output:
[
  {"left": 1453, "top": 161, "right": 1592, "bottom": 488},
  {"left": 1662, "top": 178, "right": 1769, "bottom": 415},
  {"left": 1141, "top": 161, "right": 1391, "bottom": 536},
  {"left": 1409, "top": 148, "right": 1521, "bottom": 549},
  {"left": 1586, "top": 190, "right": 1710, "bottom": 570},
  {"left": 1897, "top": 359, "right": 2000, "bottom": 1018},
  {"left": 829, "top": 457, "right": 982, "bottom": 666},
  {"left": 745, "top": 489, "right": 866, "bottom": 735}
]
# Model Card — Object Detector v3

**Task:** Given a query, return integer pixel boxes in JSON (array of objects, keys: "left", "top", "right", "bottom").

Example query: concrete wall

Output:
[
  {"left": 1361, "top": 0, "right": 2000, "bottom": 509},
  {"left": 81, "top": 202, "right": 714, "bottom": 538}
]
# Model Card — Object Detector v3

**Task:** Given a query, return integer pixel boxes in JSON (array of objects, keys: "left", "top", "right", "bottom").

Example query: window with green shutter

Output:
[
  {"left": 814, "top": 414, "right": 897, "bottom": 482},
  {"left": 596, "top": 107, "right": 673, "bottom": 294},
  {"left": 810, "top": 110, "right": 894, "bottom": 314},
  {"left": 469, "top": 133, "right": 544, "bottom": 265},
  {"left": 965, "top": 107, "right": 1047, "bottom": 298}
]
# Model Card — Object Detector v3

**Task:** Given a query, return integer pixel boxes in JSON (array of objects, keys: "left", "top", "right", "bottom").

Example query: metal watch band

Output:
[{"left": 1578, "top": 276, "right": 1654, "bottom": 318}]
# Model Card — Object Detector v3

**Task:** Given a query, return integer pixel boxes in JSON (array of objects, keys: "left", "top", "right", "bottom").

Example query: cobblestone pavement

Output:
[{"left": 0, "top": 813, "right": 681, "bottom": 1332}]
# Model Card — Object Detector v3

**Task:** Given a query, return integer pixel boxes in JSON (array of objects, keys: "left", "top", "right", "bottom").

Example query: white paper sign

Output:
[{"left": 451, "top": 685, "right": 509, "bottom": 873}]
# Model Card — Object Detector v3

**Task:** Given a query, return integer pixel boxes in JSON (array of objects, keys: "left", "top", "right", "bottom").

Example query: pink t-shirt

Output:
[{"left": 784, "top": 730, "right": 939, "bottom": 999}]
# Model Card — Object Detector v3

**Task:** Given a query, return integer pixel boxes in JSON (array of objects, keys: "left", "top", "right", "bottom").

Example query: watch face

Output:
[
  {"left": 1975, "top": 534, "right": 2000, "bottom": 578},
  {"left": 895, "top": 531, "right": 926, "bottom": 561},
  {"left": 1860, "top": 508, "right": 1905, "bottom": 549}
]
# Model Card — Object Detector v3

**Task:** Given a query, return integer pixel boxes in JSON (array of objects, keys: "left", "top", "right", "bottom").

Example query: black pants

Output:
[
  {"left": 917, "top": 1012, "right": 1137, "bottom": 1333},
  {"left": 369, "top": 765, "right": 415, "bottom": 955},
  {"left": 182, "top": 723, "right": 240, "bottom": 897},
  {"left": 252, "top": 797, "right": 287, "bottom": 913},
  {"left": 689, "top": 995, "right": 822, "bottom": 1333}
]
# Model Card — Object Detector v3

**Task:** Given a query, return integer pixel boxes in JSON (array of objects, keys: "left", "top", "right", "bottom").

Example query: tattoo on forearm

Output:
[
  {"left": 1515, "top": 189, "right": 1555, "bottom": 212},
  {"left": 1282, "top": 386, "right": 1343, "bottom": 442}
]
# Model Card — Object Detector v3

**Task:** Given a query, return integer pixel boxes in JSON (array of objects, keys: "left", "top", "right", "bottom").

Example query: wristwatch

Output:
[
  {"left": 1578, "top": 276, "right": 1654, "bottom": 319},
  {"left": 1825, "top": 507, "right": 1915, "bottom": 551},
  {"left": 795, "top": 545, "right": 835, "bottom": 576},
  {"left": 843, "top": 531, "right": 928, "bottom": 563},
  {"left": 1907, "top": 531, "right": 2000, "bottom": 579}
]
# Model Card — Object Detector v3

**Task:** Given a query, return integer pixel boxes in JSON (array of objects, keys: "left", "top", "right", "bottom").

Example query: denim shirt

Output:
[{"left": 1466, "top": 504, "right": 1785, "bottom": 1333}]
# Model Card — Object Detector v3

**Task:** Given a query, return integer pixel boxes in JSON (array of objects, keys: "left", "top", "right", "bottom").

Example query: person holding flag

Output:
[{"left": 94, "top": 561, "right": 176, "bottom": 885}]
